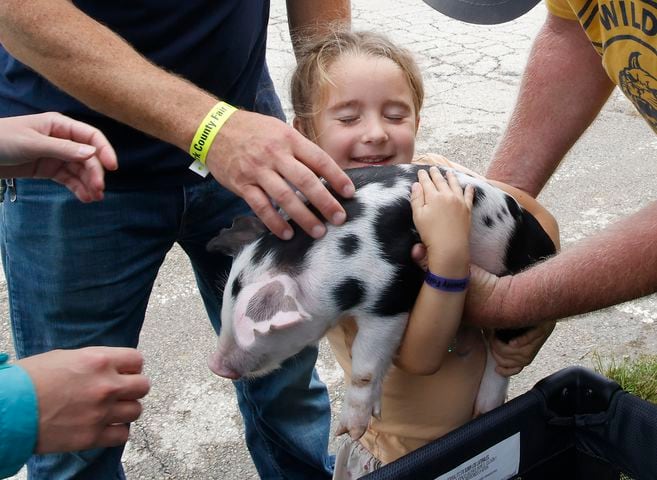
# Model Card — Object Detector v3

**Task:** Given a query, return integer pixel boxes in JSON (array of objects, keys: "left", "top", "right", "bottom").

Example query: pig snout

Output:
[{"left": 208, "top": 350, "right": 241, "bottom": 380}]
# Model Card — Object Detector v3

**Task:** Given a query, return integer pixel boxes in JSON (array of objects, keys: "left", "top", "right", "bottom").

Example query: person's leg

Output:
[
  {"left": 0, "top": 179, "right": 181, "bottom": 480},
  {"left": 179, "top": 177, "right": 333, "bottom": 479}
]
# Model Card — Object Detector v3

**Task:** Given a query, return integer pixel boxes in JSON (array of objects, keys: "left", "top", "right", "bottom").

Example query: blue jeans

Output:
[{"left": 0, "top": 67, "right": 333, "bottom": 479}]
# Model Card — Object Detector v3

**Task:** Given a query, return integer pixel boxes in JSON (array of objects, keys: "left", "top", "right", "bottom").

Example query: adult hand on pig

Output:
[{"left": 207, "top": 110, "right": 354, "bottom": 240}]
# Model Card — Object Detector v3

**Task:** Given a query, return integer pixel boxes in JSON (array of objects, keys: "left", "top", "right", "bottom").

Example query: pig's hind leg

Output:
[
  {"left": 474, "top": 343, "right": 509, "bottom": 416},
  {"left": 336, "top": 314, "right": 407, "bottom": 440}
]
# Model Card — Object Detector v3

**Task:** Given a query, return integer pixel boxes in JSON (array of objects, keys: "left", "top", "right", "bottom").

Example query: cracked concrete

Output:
[{"left": 2, "top": 0, "right": 657, "bottom": 478}]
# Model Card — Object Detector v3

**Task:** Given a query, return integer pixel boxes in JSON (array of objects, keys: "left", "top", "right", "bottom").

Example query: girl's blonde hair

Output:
[{"left": 291, "top": 29, "right": 424, "bottom": 140}]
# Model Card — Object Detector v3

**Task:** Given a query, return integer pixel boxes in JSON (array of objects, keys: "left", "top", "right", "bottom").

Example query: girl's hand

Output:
[{"left": 411, "top": 167, "right": 474, "bottom": 274}]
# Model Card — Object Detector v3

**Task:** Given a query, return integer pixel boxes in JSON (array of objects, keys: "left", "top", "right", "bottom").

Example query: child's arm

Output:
[{"left": 395, "top": 167, "right": 474, "bottom": 375}]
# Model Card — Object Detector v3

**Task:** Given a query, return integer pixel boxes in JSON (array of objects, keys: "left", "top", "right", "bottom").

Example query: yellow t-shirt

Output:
[{"left": 547, "top": 0, "right": 657, "bottom": 131}]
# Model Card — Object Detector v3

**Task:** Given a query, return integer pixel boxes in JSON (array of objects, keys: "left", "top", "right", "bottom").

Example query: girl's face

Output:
[{"left": 309, "top": 54, "right": 419, "bottom": 169}]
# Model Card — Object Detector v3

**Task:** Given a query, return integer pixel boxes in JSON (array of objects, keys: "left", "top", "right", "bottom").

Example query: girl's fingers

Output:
[
  {"left": 445, "top": 170, "right": 464, "bottom": 196},
  {"left": 410, "top": 182, "right": 425, "bottom": 210},
  {"left": 464, "top": 184, "right": 475, "bottom": 210},
  {"left": 417, "top": 168, "right": 437, "bottom": 196},
  {"left": 428, "top": 166, "right": 450, "bottom": 193}
]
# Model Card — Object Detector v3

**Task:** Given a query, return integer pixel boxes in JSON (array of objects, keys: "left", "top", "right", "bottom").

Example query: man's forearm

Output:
[
  {"left": 503, "top": 202, "right": 657, "bottom": 325},
  {"left": 0, "top": 0, "right": 216, "bottom": 153},
  {"left": 286, "top": 0, "right": 351, "bottom": 57},
  {"left": 487, "top": 14, "right": 615, "bottom": 196}
]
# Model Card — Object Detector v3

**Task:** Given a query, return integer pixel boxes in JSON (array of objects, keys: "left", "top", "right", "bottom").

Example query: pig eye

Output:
[{"left": 231, "top": 274, "right": 243, "bottom": 299}]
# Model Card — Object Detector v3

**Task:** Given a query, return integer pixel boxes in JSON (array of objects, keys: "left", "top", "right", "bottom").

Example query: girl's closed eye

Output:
[
  {"left": 337, "top": 115, "right": 359, "bottom": 125},
  {"left": 383, "top": 105, "right": 412, "bottom": 122}
]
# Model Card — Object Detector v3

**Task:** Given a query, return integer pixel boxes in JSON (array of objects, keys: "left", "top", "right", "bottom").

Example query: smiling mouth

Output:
[{"left": 352, "top": 155, "right": 393, "bottom": 164}]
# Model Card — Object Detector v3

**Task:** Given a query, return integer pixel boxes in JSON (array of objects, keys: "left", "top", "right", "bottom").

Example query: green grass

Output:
[{"left": 592, "top": 352, "right": 657, "bottom": 404}]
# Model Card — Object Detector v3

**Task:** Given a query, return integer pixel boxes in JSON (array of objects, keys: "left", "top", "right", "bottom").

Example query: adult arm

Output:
[
  {"left": 0, "top": 113, "right": 117, "bottom": 202},
  {"left": 466, "top": 201, "right": 657, "bottom": 328},
  {"left": 462, "top": 14, "right": 642, "bottom": 329},
  {"left": 0, "top": 0, "right": 354, "bottom": 239},
  {"left": 486, "top": 14, "right": 615, "bottom": 196},
  {"left": 286, "top": 0, "right": 351, "bottom": 57}
]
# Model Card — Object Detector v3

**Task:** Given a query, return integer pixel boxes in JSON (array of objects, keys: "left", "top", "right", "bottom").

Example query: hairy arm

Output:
[
  {"left": 463, "top": 13, "right": 642, "bottom": 329},
  {"left": 0, "top": 0, "right": 353, "bottom": 239},
  {"left": 486, "top": 14, "right": 615, "bottom": 195},
  {"left": 286, "top": 0, "right": 351, "bottom": 56},
  {"left": 466, "top": 201, "right": 657, "bottom": 328},
  {"left": 0, "top": 0, "right": 212, "bottom": 156}
]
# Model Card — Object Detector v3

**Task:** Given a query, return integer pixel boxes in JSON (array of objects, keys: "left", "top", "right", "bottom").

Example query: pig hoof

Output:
[
  {"left": 474, "top": 390, "right": 505, "bottom": 415},
  {"left": 349, "top": 425, "right": 367, "bottom": 440},
  {"left": 334, "top": 423, "right": 349, "bottom": 437},
  {"left": 372, "top": 400, "right": 382, "bottom": 420},
  {"left": 338, "top": 407, "right": 371, "bottom": 440}
]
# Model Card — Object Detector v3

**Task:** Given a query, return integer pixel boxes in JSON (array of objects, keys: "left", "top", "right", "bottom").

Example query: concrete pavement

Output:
[{"left": 2, "top": 0, "right": 657, "bottom": 478}]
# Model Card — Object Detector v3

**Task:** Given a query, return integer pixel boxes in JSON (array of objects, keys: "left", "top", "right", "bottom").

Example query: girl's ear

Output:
[{"left": 415, "top": 114, "right": 421, "bottom": 134}]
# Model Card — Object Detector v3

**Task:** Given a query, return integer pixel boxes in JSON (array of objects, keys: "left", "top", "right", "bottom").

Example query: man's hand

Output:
[
  {"left": 208, "top": 110, "right": 354, "bottom": 240},
  {"left": 488, "top": 321, "right": 556, "bottom": 376},
  {"left": 0, "top": 113, "right": 118, "bottom": 202},
  {"left": 17, "top": 347, "right": 150, "bottom": 454}
]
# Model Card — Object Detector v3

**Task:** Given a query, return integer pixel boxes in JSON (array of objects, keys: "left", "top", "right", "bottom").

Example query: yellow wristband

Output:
[{"left": 189, "top": 101, "right": 237, "bottom": 165}]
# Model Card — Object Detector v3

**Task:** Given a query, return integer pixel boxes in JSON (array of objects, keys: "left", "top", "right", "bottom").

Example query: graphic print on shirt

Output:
[
  {"left": 619, "top": 52, "right": 657, "bottom": 130},
  {"left": 554, "top": 0, "right": 657, "bottom": 132}
]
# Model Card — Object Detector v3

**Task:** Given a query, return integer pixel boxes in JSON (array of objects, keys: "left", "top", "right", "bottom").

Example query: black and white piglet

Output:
[{"left": 207, "top": 164, "right": 556, "bottom": 439}]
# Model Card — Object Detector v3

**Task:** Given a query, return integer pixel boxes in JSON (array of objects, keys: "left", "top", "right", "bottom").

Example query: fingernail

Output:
[
  {"left": 282, "top": 228, "right": 294, "bottom": 240},
  {"left": 311, "top": 224, "right": 326, "bottom": 238},
  {"left": 78, "top": 144, "right": 96, "bottom": 156},
  {"left": 342, "top": 184, "right": 355, "bottom": 197},
  {"left": 332, "top": 211, "right": 346, "bottom": 224}
]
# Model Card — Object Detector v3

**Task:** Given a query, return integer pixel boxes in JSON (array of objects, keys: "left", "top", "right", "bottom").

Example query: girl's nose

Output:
[{"left": 361, "top": 119, "right": 389, "bottom": 143}]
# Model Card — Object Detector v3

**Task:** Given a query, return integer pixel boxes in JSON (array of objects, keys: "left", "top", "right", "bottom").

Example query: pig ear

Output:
[
  {"left": 206, "top": 216, "right": 268, "bottom": 256},
  {"left": 235, "top": 310, "right": 310, "bottom": 347},
  {"left": 253, "top": 311, "right": 310, "bottom": 335}
]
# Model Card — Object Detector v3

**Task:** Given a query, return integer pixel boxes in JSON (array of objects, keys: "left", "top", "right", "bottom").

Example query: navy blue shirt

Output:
[{"left": 0, "top": 0, "right": 270, "bottom": 187}]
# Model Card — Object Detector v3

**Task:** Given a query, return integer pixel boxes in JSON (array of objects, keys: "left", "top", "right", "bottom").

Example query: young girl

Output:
[{"left": 290, "top": 30, "right": 559, "bottom": 478}]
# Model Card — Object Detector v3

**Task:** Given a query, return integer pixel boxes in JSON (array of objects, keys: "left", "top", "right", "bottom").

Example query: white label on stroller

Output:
[{"left": 435, "top": 432, "right": 520, "bottom": 480}]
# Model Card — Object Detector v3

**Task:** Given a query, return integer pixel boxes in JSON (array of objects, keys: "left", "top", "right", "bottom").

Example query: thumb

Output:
[
  {"left": 411, "top": 242, "right": 428, "bottom": 270},
  {"left": 27, "top": 135, "right": 97, "bottom": 162}
]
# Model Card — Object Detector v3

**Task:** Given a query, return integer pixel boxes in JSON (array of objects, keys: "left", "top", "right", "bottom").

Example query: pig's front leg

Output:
[{"left": 337, "top": 314, "right": 407, "bottom": 440}]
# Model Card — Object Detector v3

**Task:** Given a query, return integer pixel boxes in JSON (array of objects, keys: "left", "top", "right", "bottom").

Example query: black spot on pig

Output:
[
  {"left": 504, "top": 194, "right": 521, "bottom": 219},
  {"left": 473, "top": 187, "right": 486, "bottom": 208},
  {"left": 346, "top": 166, "right": 399, "bottom": 189},
  {"left": 339, "top": 234, "right": 360, "bottom": 256},
  {"left": 495, "top": 195, "right": 557, "bottom": 344},
  {"left": 251, "top": 194, "right": 366, "bottom": 275},
  {"left": 371, "top": 196, "right": 424, "bottom": 316},
  {"left": 231, "top": 273, "right": 243, "bottom": 300},
  {"left": 504, "top": 209, "right": 555, "bottom": 275},
  {"left": 252, "top": 226, "right": 315, "bottom": 275},
  {"left": 333, "top": 278, "right": 366, "bottom": 310}
]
